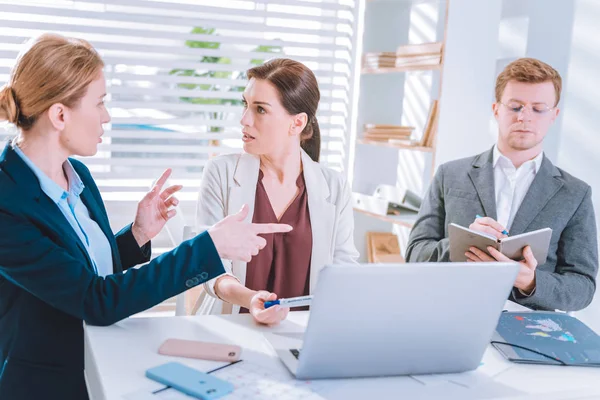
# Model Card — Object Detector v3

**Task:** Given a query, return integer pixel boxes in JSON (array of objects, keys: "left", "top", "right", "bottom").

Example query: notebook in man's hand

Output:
[
  {"left": 448, "top": 223, "right": 552, "bottom": 263},
  {"left": 492, "top": 312, "right": 600, "bottom": 367}
]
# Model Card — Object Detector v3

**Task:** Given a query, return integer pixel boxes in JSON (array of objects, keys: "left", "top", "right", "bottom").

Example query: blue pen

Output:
[
  {"left": 264, "top": 295, "right": 313, "bottom": 309},
  {"left": 476, "top": 214, "right": 509, "bottom": 235}
]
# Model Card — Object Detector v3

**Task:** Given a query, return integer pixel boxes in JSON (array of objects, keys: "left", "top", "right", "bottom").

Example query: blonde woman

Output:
[
  {"left": 0, "top": 34, "right": 290, "bottom": 400},
  {"left": 195, "top": 59, "right": 359, "bottom": 324}
]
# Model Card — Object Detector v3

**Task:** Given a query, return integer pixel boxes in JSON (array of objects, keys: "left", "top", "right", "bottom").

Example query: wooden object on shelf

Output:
[
  {"left": 420, "top": 99, "right": 439, "bottom": 147},
  {"left": 366, "top": 231, "right": 404, "bottom": 263}
]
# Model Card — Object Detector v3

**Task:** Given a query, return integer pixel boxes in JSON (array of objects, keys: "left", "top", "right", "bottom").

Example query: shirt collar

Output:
[
  {"left": 11, "top": 143, "right": 85, "bottom": 204},
  {"left": 492, "top": 144, "right": 543, "bottom": 173}
]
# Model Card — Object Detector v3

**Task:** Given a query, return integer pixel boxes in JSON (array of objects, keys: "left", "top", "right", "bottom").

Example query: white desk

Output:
[{"left": 85, "top": 304, "right": 600, "bottom": 400}]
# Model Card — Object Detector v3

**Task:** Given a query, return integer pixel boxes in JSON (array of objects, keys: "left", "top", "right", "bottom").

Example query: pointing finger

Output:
[
  {"left": 252, "top": 223, "right": 293, "bottom": 234},
  {"left": 152, "top": 168, "right": 172, "bottom": 193},
  {"left": 160, "top": 184, "right": 183, "bottom": 200}
]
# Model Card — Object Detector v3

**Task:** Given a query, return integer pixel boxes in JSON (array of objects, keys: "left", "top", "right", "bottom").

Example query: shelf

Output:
[
  {"left": 353, "top": 207, "right": 418, "bottom": 228},
  {"left": 357, "top": 138, "right": 433, "bottom": 152},
  {"left": 362, "top": 64, "right": 441, "bottom": 75}
]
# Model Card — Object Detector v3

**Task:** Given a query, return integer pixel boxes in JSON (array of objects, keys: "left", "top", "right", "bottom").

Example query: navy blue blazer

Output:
[{"left": 0, "top": 143, "right": 225, "bottom": 399}]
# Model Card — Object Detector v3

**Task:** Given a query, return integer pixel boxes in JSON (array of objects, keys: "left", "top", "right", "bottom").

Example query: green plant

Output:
[{"left": 170, "top": 27, "right": 282, "bottom": 136}]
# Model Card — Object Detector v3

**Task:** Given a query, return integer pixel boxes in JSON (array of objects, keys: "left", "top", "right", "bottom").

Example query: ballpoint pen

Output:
[
  {"left": 476, "top": 214, "right": 509, "bottom": 236},
  {"left": 264, "top": 295, "right": 313, "bottom": 309}
]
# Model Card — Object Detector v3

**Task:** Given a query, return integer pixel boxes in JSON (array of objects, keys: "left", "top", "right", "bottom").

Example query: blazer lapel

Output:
[
  {"left": 0, "top": 144, "right": 96, "bottom": 272},
  {"left": 301, "top": 151, "right": 335, "bottom": 293},
  {"left": 36, "top": 195, "right": 96, "bottom": 272},
  {"left": 467, "top": 149, "right": 498, "bottom": 220},
  {"left": 508, "top": 156, "right": 563, "bottom": 235},
  {"left": 228, "top": 153, "right": 260, "bottom": 289},
  {"left": 80, "top": 187, "right": 122, "bottom": 272},
  {"left": 229, "top": 153, "right": 260, "bottom": 221}
]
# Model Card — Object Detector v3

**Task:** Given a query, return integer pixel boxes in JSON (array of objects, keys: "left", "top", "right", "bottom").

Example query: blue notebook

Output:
[{"left": 492, "top": 311, "right": 600, "bottom": 367}]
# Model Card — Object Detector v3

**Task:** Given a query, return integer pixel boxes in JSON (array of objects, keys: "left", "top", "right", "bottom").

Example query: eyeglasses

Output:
[{"left": 499, "top": 101, "right": 555, "bottom": 116}]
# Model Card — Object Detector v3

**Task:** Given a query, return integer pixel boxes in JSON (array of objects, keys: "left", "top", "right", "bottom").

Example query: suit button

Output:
[
  {"left": 199, "top": 272, "right": 209, "bottom": 280},
  {"left": 185, "top": 279, "right": 195, "bottom": 288},
  {"left": 191, "top": 277, "right": 200, "bottom": 285}
]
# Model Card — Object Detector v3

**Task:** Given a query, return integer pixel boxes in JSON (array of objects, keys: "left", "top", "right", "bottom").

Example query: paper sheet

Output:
[
  {"left": 123, "top": 360, "right": 338, "bottom": 400},
  {"left": 410, "top": 356, "right": 513, "bottom": 389}
]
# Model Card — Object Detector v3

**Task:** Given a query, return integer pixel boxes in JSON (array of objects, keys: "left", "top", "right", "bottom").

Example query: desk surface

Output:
[{"left": 85, "top": 304, "right": 600, "bottom": 400}]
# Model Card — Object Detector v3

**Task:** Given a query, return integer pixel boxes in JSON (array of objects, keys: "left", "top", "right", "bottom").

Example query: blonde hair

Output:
[
  {"left": 495, "top": 58, "right": 562, "bottom": 106},
  {"left": 0, "top": 33, "right": 104, "bottom": 131}
]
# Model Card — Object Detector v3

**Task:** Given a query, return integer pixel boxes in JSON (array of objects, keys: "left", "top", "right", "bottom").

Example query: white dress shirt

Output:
[{"left": 493, "top": 145, "right": 544, "bottom": 232}]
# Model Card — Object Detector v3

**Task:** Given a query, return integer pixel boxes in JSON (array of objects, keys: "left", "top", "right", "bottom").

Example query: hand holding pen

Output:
[
  {"left": 264, "top": 295, "right": 313, "bottom": 309},
  {"left": 248, "top": 291, "right": 289, "bottom": 326},
  {"left": 469, "top": 214, "right": 509, "bottom": 240}
]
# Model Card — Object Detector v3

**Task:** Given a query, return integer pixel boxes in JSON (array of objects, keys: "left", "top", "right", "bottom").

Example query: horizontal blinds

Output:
[{"left": 0, "top": 0, "right": 357, "bottom": 247}]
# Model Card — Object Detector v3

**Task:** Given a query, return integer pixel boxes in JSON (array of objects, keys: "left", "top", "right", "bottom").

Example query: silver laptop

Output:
[{"left": 264, "top": 262, "right": 519, "bottom": 380}]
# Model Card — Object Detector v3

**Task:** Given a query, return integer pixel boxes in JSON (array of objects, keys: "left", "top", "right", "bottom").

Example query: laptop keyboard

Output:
[{"left": 290, "top": 349, "right": 300, "bottom": 359}]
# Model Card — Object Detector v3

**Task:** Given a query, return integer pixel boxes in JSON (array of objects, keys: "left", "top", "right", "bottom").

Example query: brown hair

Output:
[
  {"left": 495, "top": 58, "right": 562, "bottom": 106},
  {"left": 247, "top": 58, "right": 321, "bottom": 162},
  {"left": 0, "top": 33, "right": 104, "bottom": 131}
]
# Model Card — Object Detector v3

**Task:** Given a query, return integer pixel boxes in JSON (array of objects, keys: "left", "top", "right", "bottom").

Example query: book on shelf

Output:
[
  {"left": 395, "top": 41, "right": 443, "bottom": 57},
  {"left": 365, "top": 128, "right": 413, "bottom": 135},
  {"left": 394, "top": 41, "right": 443, "bottom": 69},
  {"left": 363, "top": 52, "right": 397, "bottom": 68},
  {"left": 387, "top": 138, "right": 423, "bottom": 147},
  {"left": 395, "top": 55, "right": 441, "bottom": 67},
  {"left": 362, "top": 42, "right": 443, "bottom": 70},
  {"left": 363, "top": 124, "right": 414, "bottom": 142},
  {"left": 365, "top": 124, "right": 412, "bottom": 130}
]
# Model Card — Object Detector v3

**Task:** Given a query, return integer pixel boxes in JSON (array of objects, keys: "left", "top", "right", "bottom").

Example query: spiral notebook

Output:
[{"left": 492, "top": 312, "right": 600, "bottom": 367}]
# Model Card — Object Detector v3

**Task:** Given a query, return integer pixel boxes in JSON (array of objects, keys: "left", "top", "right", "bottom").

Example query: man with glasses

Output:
[{"left": 406, "top": 58, "right": 598, "bottom": 312}]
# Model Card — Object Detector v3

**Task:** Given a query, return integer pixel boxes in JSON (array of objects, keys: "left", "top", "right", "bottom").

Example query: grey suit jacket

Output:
[{"left": 406, "top": 147, "right": 598, "bottom": 311}]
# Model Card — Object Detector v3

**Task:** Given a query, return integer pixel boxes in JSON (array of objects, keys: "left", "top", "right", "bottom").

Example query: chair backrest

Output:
[{"left": 151, "top": 178, "right": 195, "bottom": 316}]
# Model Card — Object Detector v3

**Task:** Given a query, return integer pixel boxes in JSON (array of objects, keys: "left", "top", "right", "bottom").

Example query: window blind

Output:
[{"left": 0, "top": 0, "right": 358, "bottom": 249}]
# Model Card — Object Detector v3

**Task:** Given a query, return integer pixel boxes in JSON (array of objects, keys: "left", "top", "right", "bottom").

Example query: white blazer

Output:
[{"left": 194, "top": 149, "right": 359, "bottom": 315}]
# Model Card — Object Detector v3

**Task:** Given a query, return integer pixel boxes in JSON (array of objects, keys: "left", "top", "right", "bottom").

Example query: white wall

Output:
[
  {"left": 434, "top": 0, "right": 503, "bottom": 168},
  {"left": 556, "top": 0, "right": 600, "bottom": 327}
]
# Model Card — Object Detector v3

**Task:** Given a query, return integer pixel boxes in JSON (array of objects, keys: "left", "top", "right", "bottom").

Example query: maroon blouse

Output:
[{"left": 240, "top": 170, "right": 313, "bottom": 312}]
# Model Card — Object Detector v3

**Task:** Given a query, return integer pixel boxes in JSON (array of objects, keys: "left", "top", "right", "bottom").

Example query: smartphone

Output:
[
  {"left": 146, "top": 362, "right": 233, "bottom": 399},
  {"left": 158, "top": 338, "right": 241, "bottom": 362}
]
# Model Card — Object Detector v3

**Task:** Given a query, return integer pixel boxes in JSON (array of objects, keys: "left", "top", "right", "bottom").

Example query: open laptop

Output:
[{"left": 264, "top": 262, "right": 519, "bottom": 380}]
